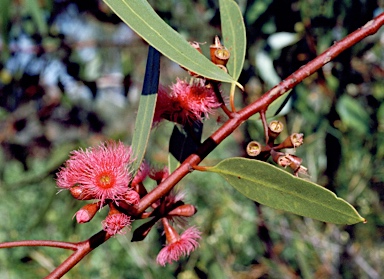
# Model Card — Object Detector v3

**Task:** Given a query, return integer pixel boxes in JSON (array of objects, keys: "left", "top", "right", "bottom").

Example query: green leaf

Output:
[
  {"left": 249, "top": 89, "right": 292, "bottom": 121},
  {"left": 336, "top": 95, "right": 371, "bottom": 134},
  {"left": 26, "top": 0, "right": 48, "bottom": 35},
  {"left": 0, "top": 0, "right": 11, "bottom": 56},
  {"left": 206, "top": 157, "right": 365, "bottom": 224},
  {"left": 131, "top": 46, "right": 159, "bottom": 174},
  {"left": 266, "top": 89, "right": 292, "bottom": 117},
  {"left": 219, "top": 0, "right": 246, "bottom": 81},
  {"left": 168, "top": 153, "right": 180, "bottom": 174},
  {"left": 103, "top": 0, "right": 235, "bottom": 84}
]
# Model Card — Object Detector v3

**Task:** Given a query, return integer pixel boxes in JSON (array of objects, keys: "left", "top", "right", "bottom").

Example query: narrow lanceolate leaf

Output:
[
  {"left": 206, "top": 158, "right": 365, "bottom": 225},
  {"left": 0, "top": 0, "right": 11, "bottom": 48},
  {"left": 219, "top": 0, "right": 246, "bottom": 81},
  {"left": 26, "top": 0, "right": 48, "bottom": 35},
  {"left": 267, "top": 89, "right": 292, "bottom": 117},
  {"left": 103, "top": 0, "right": 235, "bottom": 84},
  {"left": 168, "top": 153, "right": 180, "bottom": 174},
  {"left": 131, "top": 46, "right": 159, "bottom": 174}
]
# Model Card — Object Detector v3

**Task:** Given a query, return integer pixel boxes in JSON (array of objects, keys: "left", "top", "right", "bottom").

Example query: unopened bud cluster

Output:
[{"left": 246, "top": 120, "right": 307, "bottom": 176}]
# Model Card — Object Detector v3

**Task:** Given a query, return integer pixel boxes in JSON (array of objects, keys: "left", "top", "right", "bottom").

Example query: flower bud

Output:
[
  {"left": 75, "top": 202, "right": 99, "bottom": 223},
  {"left": 162, "top": 218, "right": 179, "bottom": 244},
  {"left": 69, "top": 186, "right": 94, "bottom": 200},
  {"left": 168, "top": 204, "right": 197, "bottom": 217},
  {"left": 123, "top": 189, "right": 141, "bottom": 205},
  {"left": 246, "top": 141, "right": 262, "bottom": 157}
]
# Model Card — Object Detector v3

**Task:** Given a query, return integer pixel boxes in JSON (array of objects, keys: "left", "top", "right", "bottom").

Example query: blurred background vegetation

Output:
[{"left": 0, "top": 0, "right": 383, "bottom": 278}]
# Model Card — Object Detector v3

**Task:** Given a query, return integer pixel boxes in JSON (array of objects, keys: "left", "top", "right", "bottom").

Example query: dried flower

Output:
[
  {"left": 156, "top": 221, "right": 201, "bottom": 266},
  {"left": 154, "top": 79, "right": 221, "bottom": 125},
  {"left": 56, "top": 141, "right": 133, "bottom": 205}
]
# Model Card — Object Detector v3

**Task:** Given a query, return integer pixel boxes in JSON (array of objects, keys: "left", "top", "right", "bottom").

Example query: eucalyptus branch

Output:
[
  {"left": 44, "top": 230, "right": 111, "bottom": 279},
  {"left": 1, "top": 12, "right": 383, "bottom": 279},
  {"left": 0, "top": 230, "right": 111, "bottom": 278},
  {"left": 135, "top": 12, "right": 384, "bottom": 214}
]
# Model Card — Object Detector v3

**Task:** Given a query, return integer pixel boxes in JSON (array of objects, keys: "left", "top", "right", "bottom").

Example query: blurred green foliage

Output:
[{"left": 0, "top": 0, "right": 383, "bottom": 278}]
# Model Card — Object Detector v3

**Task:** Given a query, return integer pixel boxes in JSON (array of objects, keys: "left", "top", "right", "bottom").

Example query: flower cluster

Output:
[
  {"left": 57, "top": 140, "right": 201, "bottom": 265},
  {"left": 154, "top": 78, "right": 221, "bottom": 125},
  {"left": 55, "top": 37, "right": 230, "bottom": 266}
]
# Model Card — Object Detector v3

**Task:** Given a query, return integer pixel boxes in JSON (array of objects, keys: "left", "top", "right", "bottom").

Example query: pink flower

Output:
[
  {"left": 123, "top": 189, "right": 140, "bottom": 205},
  {"left": 149, "top": 166, "right": 169, "bottom": 183},
  {"left": 131, "top": 161, "right": 150, "bottom": 187},
  {"left": 156, "top": 224, "right": 201, "bottom": 266},
  {"left": 56, "top": 141, "right": 133, "bottom": 205},
  {"left": 154, "top": 78, "right": 221, "bottom": 125},
  {"left": 153, "top": 85, "right": 173, "bottom": 125},
  {"left": 102, "top": 212, "right": 131, "bottom": 236}
]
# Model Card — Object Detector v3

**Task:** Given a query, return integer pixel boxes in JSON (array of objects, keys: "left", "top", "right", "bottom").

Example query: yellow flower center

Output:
[{"left": 97, "top": 172, "right": 115, "bottom": 189}]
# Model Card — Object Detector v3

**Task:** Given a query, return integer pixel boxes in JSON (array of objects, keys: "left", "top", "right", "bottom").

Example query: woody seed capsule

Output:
[
  {"left": 246, "top": 141, "right": 262, "bottom": 157},
  {"left": 210, "top": 36, "right": 224, "bottom": 62},
  {"left": 268, "top": 120, "right": 284, "bottom": 140},
  {"left": 213, "top": 48, "right": 230, "bottom": 66}
]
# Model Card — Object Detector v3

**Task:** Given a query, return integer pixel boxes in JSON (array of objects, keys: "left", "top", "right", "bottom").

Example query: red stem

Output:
[
  {"left": 0, "top": 240, "right": 78, "bottom": 250},
  {"left": 44, "top": 230, "right": 111, "bottom": 279},
  {"left": 260, "top": 110, "right": 269, "bottom": 143}
]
